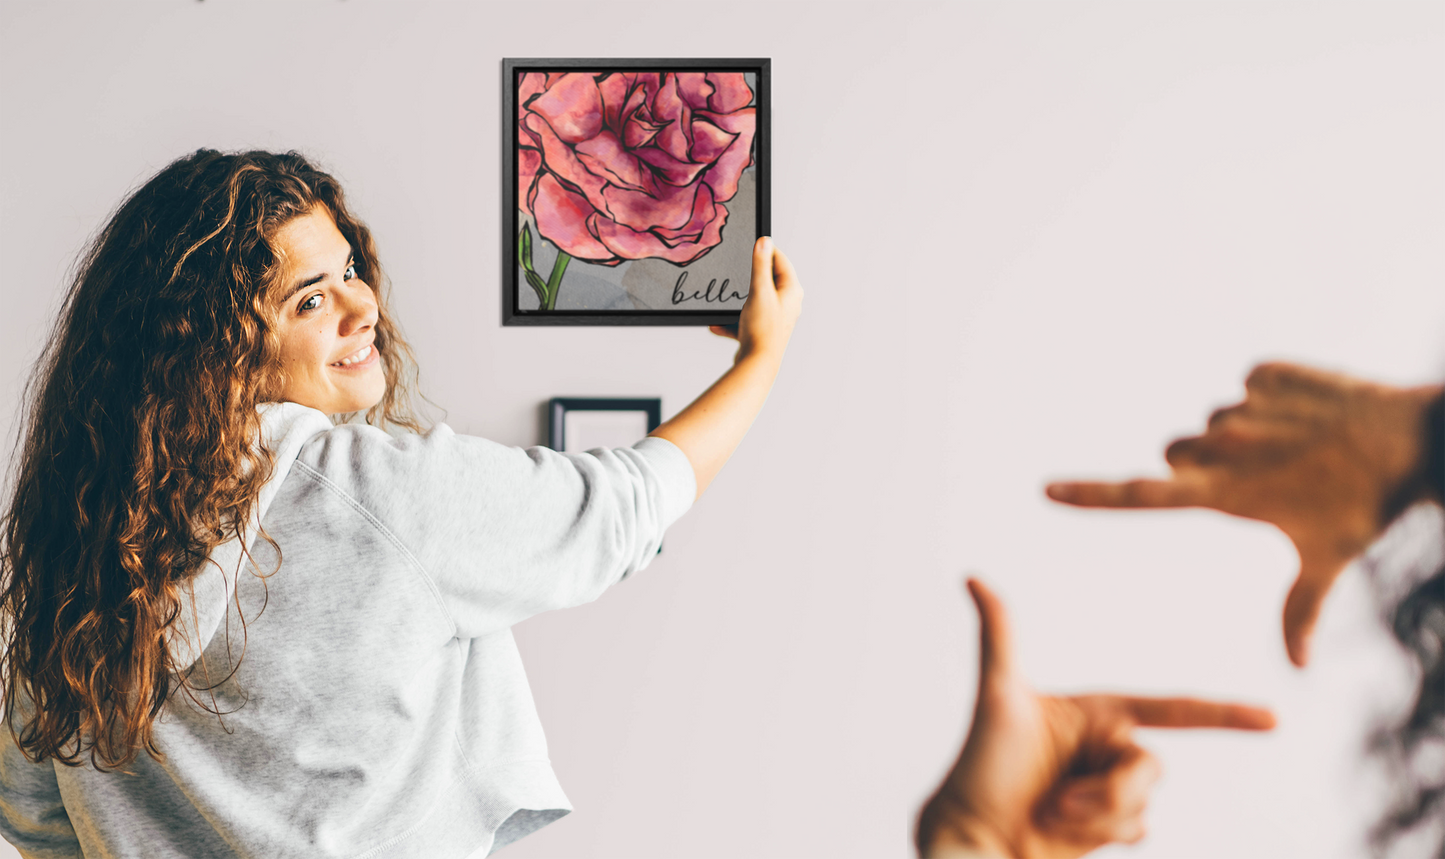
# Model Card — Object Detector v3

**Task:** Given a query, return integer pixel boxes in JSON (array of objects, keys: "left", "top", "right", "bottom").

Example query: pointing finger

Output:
[
  {"left": 1118, "top": 696, "right": 1276, "bottom": 730},
  {"left": 1046, "top": 478, "right": 1205, "bottom": 509}
]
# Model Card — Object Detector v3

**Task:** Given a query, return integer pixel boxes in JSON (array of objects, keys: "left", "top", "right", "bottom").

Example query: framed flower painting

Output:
[{"left": 503, "top": 58, "right": 770, "bottom": 325}]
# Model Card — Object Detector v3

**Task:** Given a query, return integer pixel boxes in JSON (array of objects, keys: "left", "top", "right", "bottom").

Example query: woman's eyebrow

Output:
[
  {"left": 280, "top": 247, "right": 354, "bottom": 303},
  {"left": 281, "top": 272, "right": 327, "bottom": 303}
]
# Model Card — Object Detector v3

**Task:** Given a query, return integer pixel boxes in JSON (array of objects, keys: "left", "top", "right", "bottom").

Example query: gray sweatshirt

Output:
[{"left": 0, "top": 402, "right": 696, "bottom": 858}]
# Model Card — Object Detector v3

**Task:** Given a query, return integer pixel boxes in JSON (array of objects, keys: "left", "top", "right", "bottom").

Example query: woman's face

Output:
[{"left": 271, "top": 206, "right": 386, "bottom": 414}]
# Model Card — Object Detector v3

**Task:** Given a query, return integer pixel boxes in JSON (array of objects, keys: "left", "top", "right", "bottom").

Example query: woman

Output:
[
  {"left": 920, "top": 362, "right": 1443, "bottom": 857},
  {"left": 0, "top": 149, "right": 802, "bottom": 857}
]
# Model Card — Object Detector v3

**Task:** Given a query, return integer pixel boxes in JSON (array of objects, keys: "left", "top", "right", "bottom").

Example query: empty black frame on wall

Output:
[
  {"left": 503, "top": 58, "right": 770, "bottom": 326},
  {"left": 547, "top": 397, "right": 663, "bottom": 452}
]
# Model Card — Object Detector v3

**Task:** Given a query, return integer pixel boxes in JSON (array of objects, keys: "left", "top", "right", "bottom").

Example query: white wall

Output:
[{"left": 2, "top": 2, "right": 1442, "bottom": 857}]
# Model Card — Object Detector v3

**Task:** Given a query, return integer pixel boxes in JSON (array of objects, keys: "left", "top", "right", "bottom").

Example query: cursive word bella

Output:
[{"left": 671, "top": 271, "right": 748, "bottom": 305}]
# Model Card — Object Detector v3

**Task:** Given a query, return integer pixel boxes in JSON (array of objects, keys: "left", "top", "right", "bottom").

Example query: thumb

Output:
[
  {"left": 966, "top": 578, "right": 1014, "bottom": 694},
  {"left": 749, "top": 236, "right": 776, "bottom": 297},
  {"left": 1282, "top": 548, "right": 1351, "bottom": 668}
]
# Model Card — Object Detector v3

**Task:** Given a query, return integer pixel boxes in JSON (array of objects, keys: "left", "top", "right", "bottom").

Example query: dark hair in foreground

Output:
[
  {"left": 1371, "top": 394, "right": 1445, "bottom": 857},
  {"left": 1, "top": 149, "right": 421, "bottom": 770}
]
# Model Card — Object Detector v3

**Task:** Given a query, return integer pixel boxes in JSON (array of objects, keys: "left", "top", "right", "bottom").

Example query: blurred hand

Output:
[
  {"left": 917, "top": 579, "right": 1275, "bottom": 859},
  {"left": 708, "top": 236, "right": 802, "bottom": 365},
  {"left": 1046, "top": 362, "right": 1442, "bottom": 666}
]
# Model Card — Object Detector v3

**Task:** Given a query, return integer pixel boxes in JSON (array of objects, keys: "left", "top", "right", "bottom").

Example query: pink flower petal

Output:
[
  {"left": 518, "top": 148, "right": 542, "bottom": 202},
  {"left": 611, "top": 74, "right": 658, "bottom": 132},
  {"left": 623, "top": 88, "right": 651, "bottom": 128},
  {"left": 529, "top": 174, "right": 617, "bottom": 263},
  {"left": 653, "top": 184, "right": 717, "bottom": 247},
  {"left": 706, "top": 73, "right": 754, "bottom": 113},
  {"left": 591, "top": 202, "right": 728, "bottom": 264},
  {"left": 688, "top": 117, "right": 735, "bottom": 167},
  {"left": 624, "top": 114, "right": 664, "bottom": 149},
  {"left": 601, "top": 180, "right": 699, "bottom": 231},
  {"left": 630, "top": 73, "right": 662, "bottom": 101},
  {"left": 696, "top": 108, "right": 755, "bottom": 202},
  {"left": 652, "top": 74, "right": 692, "bottom": 162},
  {"left": 528, "top": 73, "right": 604, "bottom": 144},
  {"left": 632, "top": 145, "right": 709, "bottom": 187},
  {"left": 598, "top": 72, "right": 632, "bottom": 132},
  {"left": 518, "top": 72, "right": 550, "bottom": 125},
  {"left": 518, "top": 116, "right": 542, "bottom": 149},
  {"left": 575, "top": 130, "right": 652, "bottom": 192},
  {"left": 522, "top": 113, "right": 609, "bottom": 212},
  {"left": 676, "top": 73, "right": 714, "bottom": 110}
]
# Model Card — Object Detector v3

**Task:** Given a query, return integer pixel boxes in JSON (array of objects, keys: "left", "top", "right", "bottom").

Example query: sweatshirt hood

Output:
[{"left": 167, "top": 402, "right": 335, "bottom": 670}]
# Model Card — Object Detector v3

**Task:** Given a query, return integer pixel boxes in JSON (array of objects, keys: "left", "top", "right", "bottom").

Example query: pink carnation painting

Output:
[{"left": 506, "top": 61, "right": 768, "bottom": 321}]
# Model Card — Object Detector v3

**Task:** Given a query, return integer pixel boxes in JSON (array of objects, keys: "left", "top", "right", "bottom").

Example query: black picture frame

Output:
[
  {"left": 548, "top": 397, "right": 663, "bottom": 451},
  {"left": 503, "top": 58, "right": 770, "bottom": 326}
]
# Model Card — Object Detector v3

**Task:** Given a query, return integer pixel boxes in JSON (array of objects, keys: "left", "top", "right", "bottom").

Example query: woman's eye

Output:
[
  {"left": 343, "top": 263, "right": 357, "bottom": 282},
  {"left": 298, "top": 293, "right": 323, "bottom": 314}
]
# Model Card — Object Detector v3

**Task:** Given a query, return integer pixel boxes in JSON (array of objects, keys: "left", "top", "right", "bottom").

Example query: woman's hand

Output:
[
  {"left": 708, "top": 236, "right": 803, "bottom": 365},
  {"left": 1045, "top": 362, "right": 1443, "bottom": 666},
  {"left": 652, "top": 237, "right": 803, "bottom": 499},
  {"left": 918, "top": 580, "right": 1275, "bottom": 859}
]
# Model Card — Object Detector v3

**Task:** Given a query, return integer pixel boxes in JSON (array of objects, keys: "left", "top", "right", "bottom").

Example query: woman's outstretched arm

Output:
[{"left": 649, "top": 236, "right": 803, "bottom": 500}]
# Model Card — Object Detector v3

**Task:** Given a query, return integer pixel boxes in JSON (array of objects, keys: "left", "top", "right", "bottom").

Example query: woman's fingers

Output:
[
  {"left": 771, "top": 245, "right": 802, "bottom": 302},
  {"left": 1045, "top": 477, "right": 1204, "bottom": 509},
  {"left": 1044, "top": 745, "right": 1158, "bottom": 846},
  {"left": 708, "top": 324, "right": 740, "bottom": 341},
  {"left": 1084, "top": 748, "right": 1156, "bottom": 811},
  {"left": 1245, "top": 361, "right": 1350, "bottom": 399},
  {"left": 1048, "top": 801, "right": 1150, "bottom": 849},
  {"left": 1117, "top": 696, "right": 1276, "bottom": 730},
  {"left": 1060, "top": 747, "right": 1158, "bottom": 817},
  {"left": 1163, "top": 436, "right": 1212, "bottom": 467},
  {"left": 1206, "top": 401, "right": 1253, "bottom": 430}
]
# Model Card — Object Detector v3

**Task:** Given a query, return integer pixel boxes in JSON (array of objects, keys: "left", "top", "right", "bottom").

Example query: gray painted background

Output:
[{"left": 2, "top": 3, "right": 1443, "bottom": 857}]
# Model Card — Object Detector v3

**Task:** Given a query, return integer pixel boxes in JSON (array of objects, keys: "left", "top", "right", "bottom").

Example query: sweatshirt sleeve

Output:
[
  {"left": 298, "top": 425, "right": 696, "bottom": 639},
  {"left": 0, "top": 721, "right": 81, "bottom": 859}
]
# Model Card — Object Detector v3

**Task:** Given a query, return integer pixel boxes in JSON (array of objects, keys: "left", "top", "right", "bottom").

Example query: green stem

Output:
[{"left": 542, "top": 250, "right": 572, "bottom": 311}]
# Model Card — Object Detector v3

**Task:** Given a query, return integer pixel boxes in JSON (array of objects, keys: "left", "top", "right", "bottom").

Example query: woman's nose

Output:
[{"left": 338, "top": 282, "right": 378, "bottom": 335}]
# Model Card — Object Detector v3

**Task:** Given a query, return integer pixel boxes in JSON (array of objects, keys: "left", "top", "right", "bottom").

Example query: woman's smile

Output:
[{"left": 332, "top": 342, "right": 378, "bottom": 369}]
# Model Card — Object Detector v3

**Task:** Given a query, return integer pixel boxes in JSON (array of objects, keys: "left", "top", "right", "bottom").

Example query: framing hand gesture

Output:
[
  {"left": 1046, "top": 362, "right": 1442, "bottom": 666},
  {"left": 917, "top": 580, "right": 1275, "bottom": 858}
]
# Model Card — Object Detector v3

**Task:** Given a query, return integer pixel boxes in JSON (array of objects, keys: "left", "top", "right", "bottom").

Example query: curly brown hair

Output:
[
  {"left": 1363, "top": 395, "right": 1445, "bottom": 856},
  {"left": 1, "top": 149, "right": 422, "bottom": 770}
]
